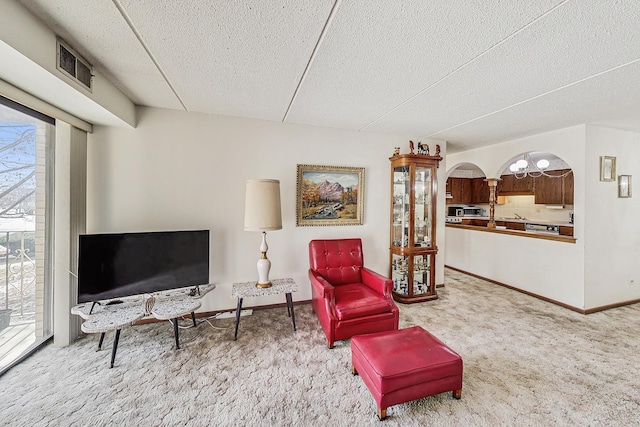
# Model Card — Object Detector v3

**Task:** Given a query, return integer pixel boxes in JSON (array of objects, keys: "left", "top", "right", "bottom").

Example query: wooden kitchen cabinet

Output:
[
  {"left": 499, "top": 174, "right": 514, "bottom": 193},
  {"left": 499, "top": 169, "right": 573, "bottom": 205},
  {"left": 534, "top": 169, "right": 572, "bottom": 205},
  {"left": 447, "top": 177, "right": 472, "bottom": 204},
  {"left": 499, "top": 174, "right": 533, "bottom": 195},
  {"left": 563, "top": 171, "right": 574, "bottom": 205},
  {"left": 505, "top": 221, "right": 526, "bottom": 231},
  {"left": 446, "top": 177, "right": 489, "bottom": 204},
  {"left": 513, "top": 175, "right": 534, "bottom": 193},
  {"left": 559, "top": 226, "right": 574, "bottom": 236},
  {"left": 390, "top": 154, "right": 441, "bottom": 303},
  {"left": 447, "top": 178, "right": 460, "bottom": 204},
  {"left": 470, "top": 178, "right": 490, "bottom": 203},
  {"left": 534, "top": 174, "right": 562, "bottom": 204}
]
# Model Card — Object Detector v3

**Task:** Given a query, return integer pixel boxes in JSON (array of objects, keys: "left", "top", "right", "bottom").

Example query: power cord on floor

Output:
[{"left": 166, "top": 312, "right": 231, "bottom": 330}]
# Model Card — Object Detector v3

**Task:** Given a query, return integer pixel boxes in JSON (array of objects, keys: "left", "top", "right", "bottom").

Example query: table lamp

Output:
[{"left": 244, "top": 179, "right": 282, "bottom": 288}]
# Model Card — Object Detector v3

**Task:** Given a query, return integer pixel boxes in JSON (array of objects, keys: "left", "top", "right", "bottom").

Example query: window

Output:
[{"left": 0, "top": 96, "right": 54, "bottom": 373}]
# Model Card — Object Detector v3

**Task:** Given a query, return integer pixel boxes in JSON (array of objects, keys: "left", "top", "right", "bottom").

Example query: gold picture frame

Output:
[
  {"left": 296, "top": 164, "right": 364, "bottom": 226},
  {"left": 618, "top": 175, "right": 632, "bottom": 198},
  {"left": 600, "top": 156, "right": 616, "bottom": 182}
]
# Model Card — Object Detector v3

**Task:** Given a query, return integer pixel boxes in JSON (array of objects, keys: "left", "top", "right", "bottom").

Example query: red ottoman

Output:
[{"left": 351, "top": 326, "right": 463, "bottom": 420}]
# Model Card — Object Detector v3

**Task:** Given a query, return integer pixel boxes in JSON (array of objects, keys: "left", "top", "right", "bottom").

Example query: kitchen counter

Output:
[
  {"left": 454, "top": 216, "right": 573, "bottom": 226},
  {"left": 445, "top": 218, "right": 576, "bottom": 243}
]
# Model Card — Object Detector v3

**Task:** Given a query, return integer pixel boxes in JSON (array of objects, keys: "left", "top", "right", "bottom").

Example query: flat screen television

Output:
[{"left": 77, "top": 230, "right": 210, "bottom": 304}]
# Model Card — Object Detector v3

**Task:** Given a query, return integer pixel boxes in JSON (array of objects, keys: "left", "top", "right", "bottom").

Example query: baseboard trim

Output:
[
  {"left": 445, "top": 265, "right": 586, "bottom": 313},
  {"left": 583, "top": 298, "right": 640, "bottom": 314},
  {"left": 445, "top": 265, "right": 640, "bottom": 315}
]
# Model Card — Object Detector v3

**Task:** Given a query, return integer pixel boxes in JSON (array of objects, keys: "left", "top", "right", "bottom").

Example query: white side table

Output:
[{"left": 231, "top": 277, "right": 298, "bottom": 340}]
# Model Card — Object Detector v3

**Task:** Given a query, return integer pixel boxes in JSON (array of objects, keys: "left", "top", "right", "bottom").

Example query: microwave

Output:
[{"left": 447, "top": 205, "right": 484, "bottom": 217}]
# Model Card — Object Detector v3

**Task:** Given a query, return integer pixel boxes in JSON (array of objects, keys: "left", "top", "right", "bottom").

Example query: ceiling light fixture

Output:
[{"left": 508, "top": 153, "right": 570, "bottom": 179}]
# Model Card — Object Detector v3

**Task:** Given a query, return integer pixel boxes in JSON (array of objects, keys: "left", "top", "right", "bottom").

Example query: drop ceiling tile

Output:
[
  {"left": 17, "top": 0, "right": 182, "bottom": 109},
  {"left": 9, "top": 0, "right": 640, "bottom": 147},
  {"left": 285, "top": 0, "right": 564, "bottom": 130},
  {"left": 367, "top": 0, "right": 640, "bottom": 138},
  {"left": 437, "top": 60, "right": 640, "bottom": 150},
  {"left": 118, "top": 0, "right": 335, "bottom": 120}
]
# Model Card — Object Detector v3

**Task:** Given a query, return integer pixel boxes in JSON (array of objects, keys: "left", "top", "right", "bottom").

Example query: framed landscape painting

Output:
[{"left": 296, "top": 164, "right": 364, "bottom": 226}]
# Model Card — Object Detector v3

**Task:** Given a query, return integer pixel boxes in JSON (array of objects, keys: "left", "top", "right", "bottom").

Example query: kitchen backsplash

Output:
[{"left": 475, "top": 195, "right": 573, "bottom": 224}]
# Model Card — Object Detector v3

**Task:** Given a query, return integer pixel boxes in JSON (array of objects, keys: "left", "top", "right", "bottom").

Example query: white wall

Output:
[
  {"left": 445, "top": 126, "right": 587, "bottom": 309},
  {"left": 584, "top": 125, "right": 640, "bottom": 308},
  {"left": 88, "top": 107, "right": 447, "bottom": 312}
]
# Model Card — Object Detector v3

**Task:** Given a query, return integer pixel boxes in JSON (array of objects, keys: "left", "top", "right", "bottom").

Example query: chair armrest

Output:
[
  {"left": 308, "top": 269, "right": 335, "bottom": 300},
  {"left": 361, "top": 267, "right": 394, "bottom": 298}
]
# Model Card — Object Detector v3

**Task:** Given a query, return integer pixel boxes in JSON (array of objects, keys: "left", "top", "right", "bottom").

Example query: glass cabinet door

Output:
[
  {"left": 392, "top": 166, "right": 410, "bottom": 248},
  {"left": 391, "top": 253, "right": 408, "bottom": 296},
  {"left": 412, "top": 254, "right": 431, "bottom": 295},
  {"left": 413, "top": 165, "right": 431, "bottom": 248}
]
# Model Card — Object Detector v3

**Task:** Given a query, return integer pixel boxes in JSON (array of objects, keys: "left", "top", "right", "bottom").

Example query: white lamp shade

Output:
[{"left": 244, "top": 179, "right": 282, "bottom": 231}]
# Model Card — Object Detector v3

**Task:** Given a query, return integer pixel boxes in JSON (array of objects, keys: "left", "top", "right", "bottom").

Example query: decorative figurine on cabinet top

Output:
[
  {"left": 417, "top": 142, "right": 429, "bottom": 155},
  {"left": 435, "top": 144, "right": 441, "bottom": 157},
  {"left": 409, "top": 140, "right": 415, "bottom": 154},
  {"left": 393, "top": 147, "right": 400, "bottom": 156}
]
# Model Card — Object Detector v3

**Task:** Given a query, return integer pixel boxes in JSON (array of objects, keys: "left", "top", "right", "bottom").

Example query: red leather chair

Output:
[{"left": 308, "top": 238, "right": 399, "bottom": 348}]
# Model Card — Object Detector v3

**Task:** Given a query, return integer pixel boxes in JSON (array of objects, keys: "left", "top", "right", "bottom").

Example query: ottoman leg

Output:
[
  {"left": 352, "top": 365, "right": 358, "bottom": 375},
  {"left": 377, "top": 407, "right": 387, "bottom": 420},
  {"left": 453, "top": 389, "right": 462, "bottom": 399}
]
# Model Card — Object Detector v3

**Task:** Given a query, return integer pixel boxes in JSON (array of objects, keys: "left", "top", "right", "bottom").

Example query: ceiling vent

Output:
[{"left": 56, "top": 39, "right": 93, "bottom": 92}]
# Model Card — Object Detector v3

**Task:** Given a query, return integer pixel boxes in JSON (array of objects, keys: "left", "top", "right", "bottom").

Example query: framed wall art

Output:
[
  {"left": 618, "top": 175, "right": 632, "bottom": 198},
  {"left": 600, "top": 156, "right": 616, "bottom": 182},
  {"left": 296, "top": 164, "right": 364, "bottom": 226}
]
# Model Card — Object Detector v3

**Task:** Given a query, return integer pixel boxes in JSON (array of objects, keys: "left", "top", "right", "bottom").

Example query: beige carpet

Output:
[{"left": 2, "top": 268, "right": 640, "bottom": 426}]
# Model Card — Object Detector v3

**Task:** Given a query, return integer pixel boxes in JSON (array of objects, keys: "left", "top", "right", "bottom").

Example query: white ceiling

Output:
[{"left": 15, "top": 0, "right": 640, "bottom": 152}]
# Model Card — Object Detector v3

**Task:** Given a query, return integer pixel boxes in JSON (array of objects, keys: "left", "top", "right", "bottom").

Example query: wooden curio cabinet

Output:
[{"left": 389, "top": 154, "right": 441, "bottom": 303}]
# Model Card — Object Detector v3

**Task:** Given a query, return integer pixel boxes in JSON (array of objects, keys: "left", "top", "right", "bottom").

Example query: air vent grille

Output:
[{"left": 56, "top": 40, "right": 93, "bottom": 92}]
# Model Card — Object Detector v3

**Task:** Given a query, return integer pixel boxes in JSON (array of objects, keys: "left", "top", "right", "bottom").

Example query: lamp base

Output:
[{"left": 255, "top": 281, "right": 272, "bottom": 289}]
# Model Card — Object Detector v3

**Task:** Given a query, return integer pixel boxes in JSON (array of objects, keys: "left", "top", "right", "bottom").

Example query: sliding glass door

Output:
[{"left": 0, "top": 98, "right": 54, "bottom": 373}]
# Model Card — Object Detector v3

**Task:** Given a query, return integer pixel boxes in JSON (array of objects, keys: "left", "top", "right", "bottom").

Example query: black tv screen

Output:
[{"left": 77, "top": 230, "right": 210, "bottom": 303}]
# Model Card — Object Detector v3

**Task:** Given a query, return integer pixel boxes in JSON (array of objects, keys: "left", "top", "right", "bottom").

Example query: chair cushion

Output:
[
  {"left": 308, "top": 239, "right": 364, "bottom": 285},
  {"left": 334, "top": 283, "right": 393, "bottom": 321}
]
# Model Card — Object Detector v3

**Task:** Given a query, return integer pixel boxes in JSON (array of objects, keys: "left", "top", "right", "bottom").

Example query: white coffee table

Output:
[
  {"left": 151, "top": 297, "right": 202, "bottom": 349},
  {"left": 80, "top": 303, "right": 145, "bottom": 368},
  {"left": 72, "top": 284, "right": 216, "bottom": 367}
]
